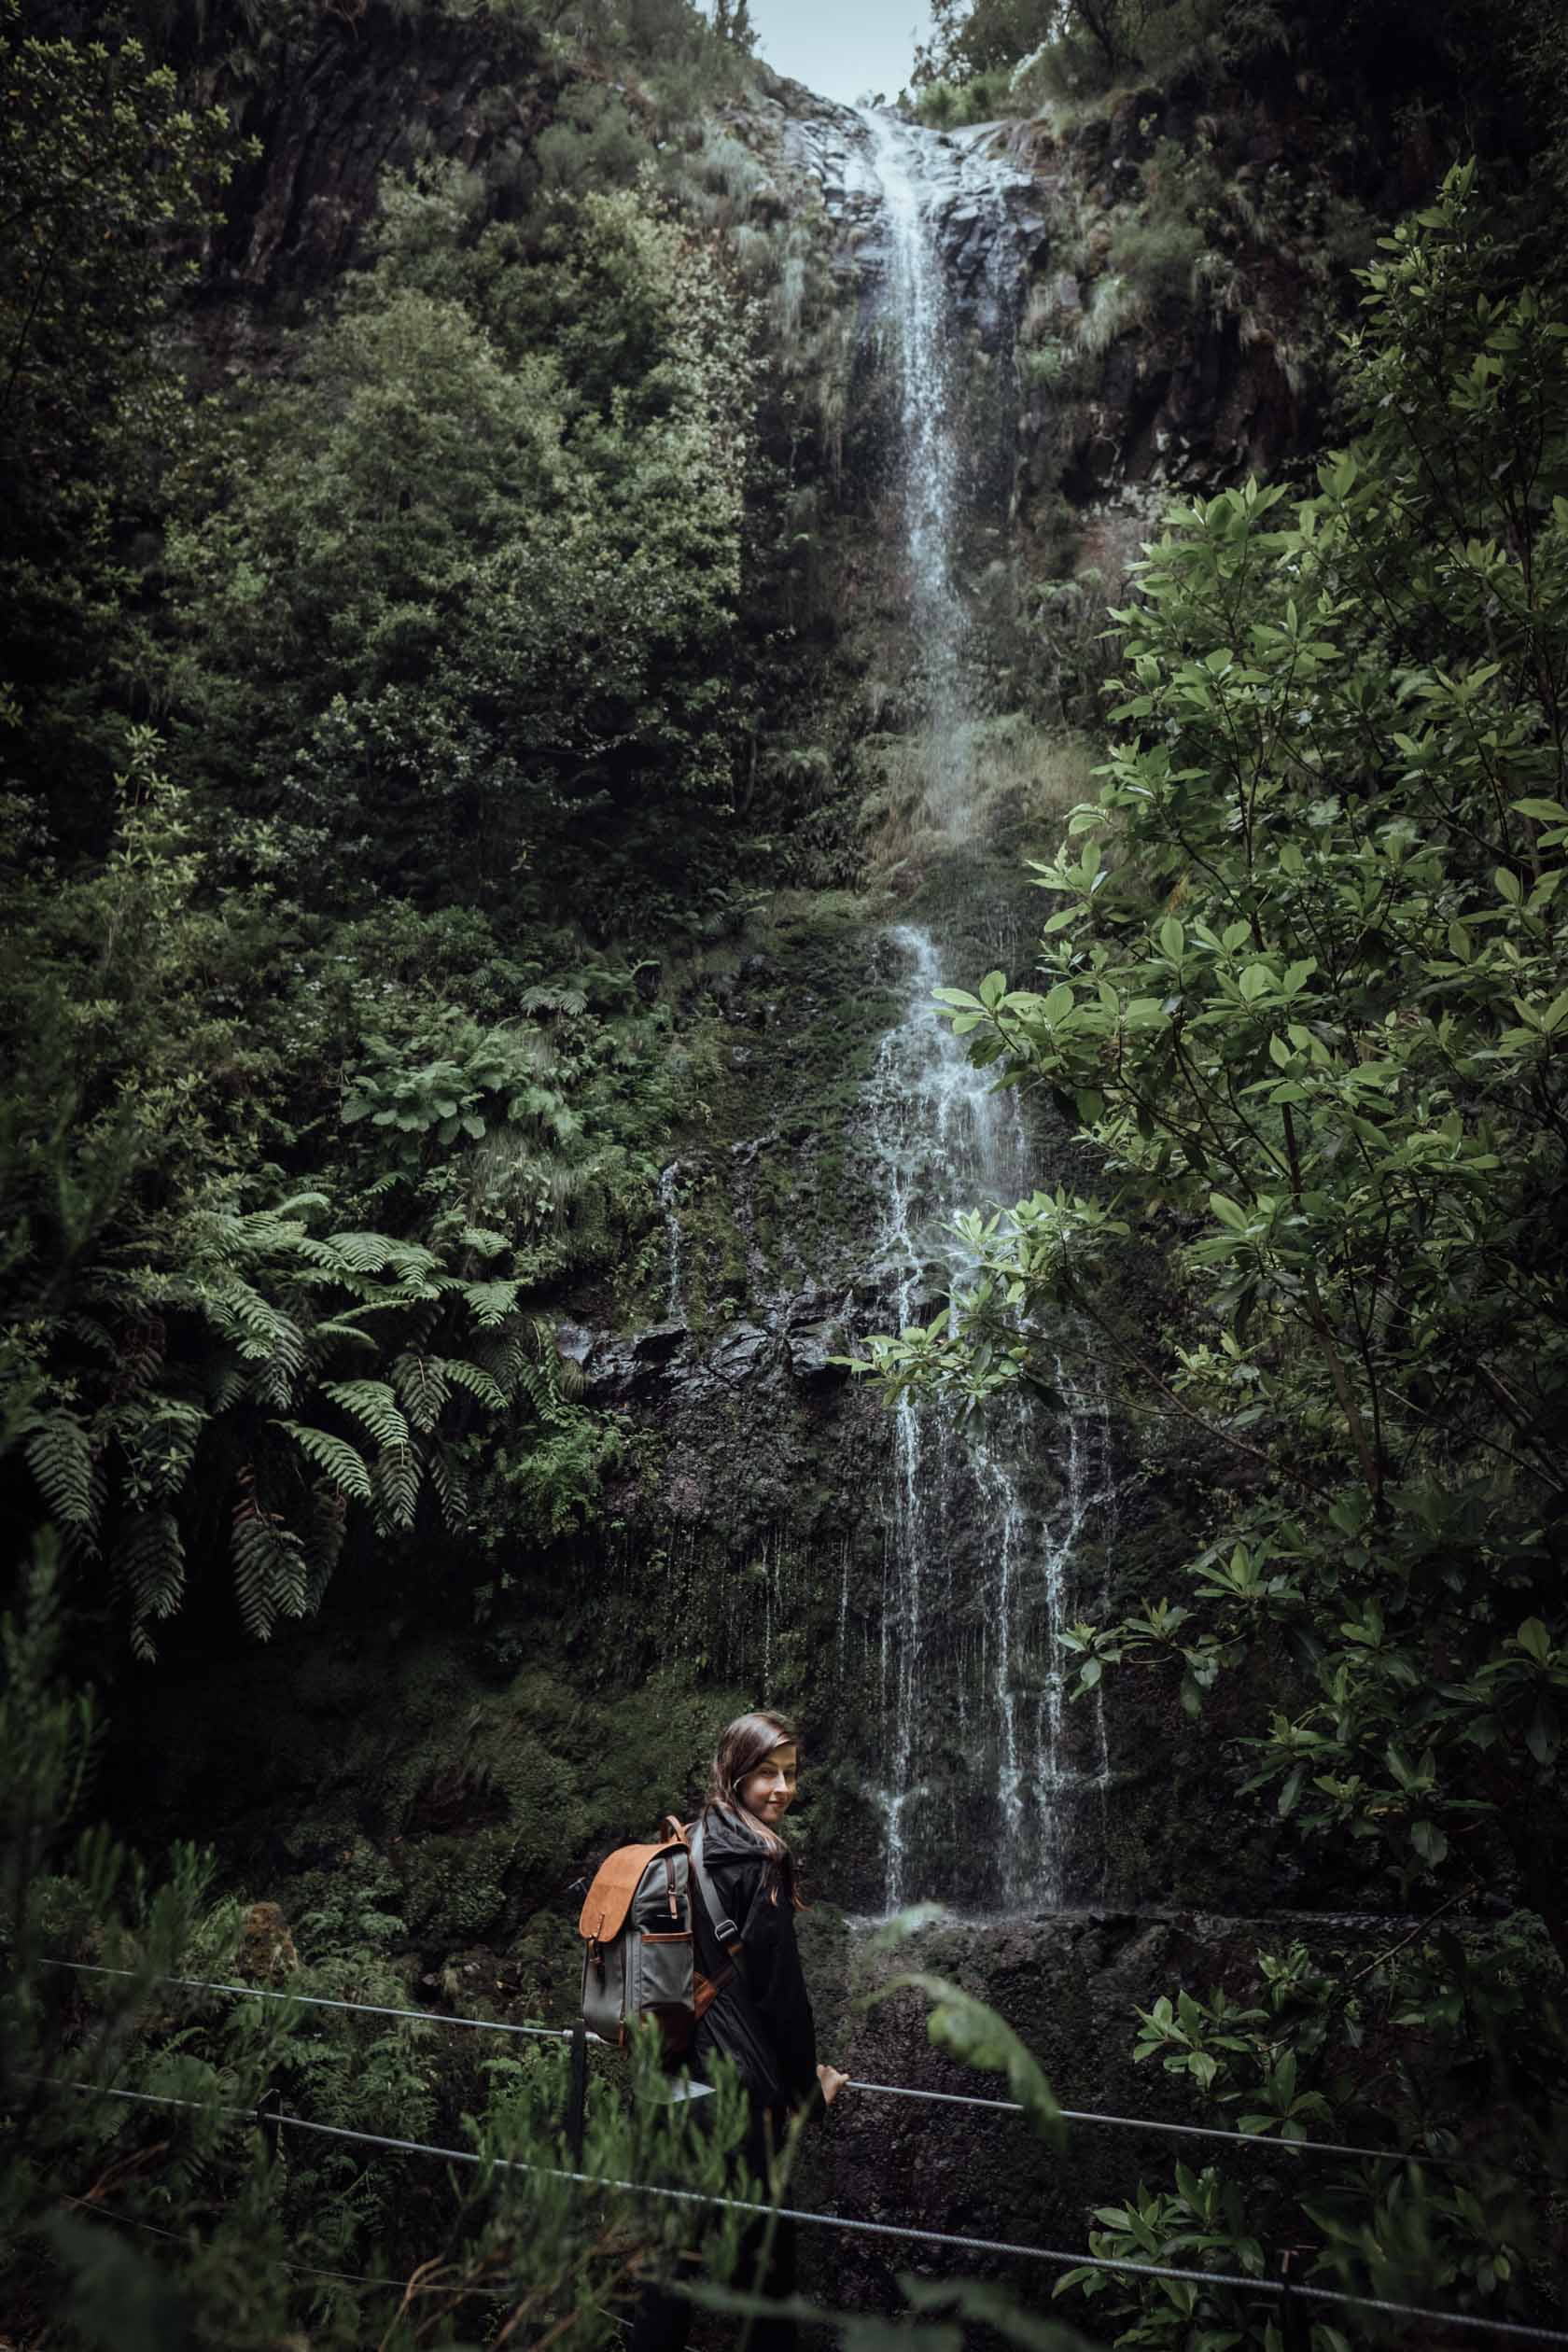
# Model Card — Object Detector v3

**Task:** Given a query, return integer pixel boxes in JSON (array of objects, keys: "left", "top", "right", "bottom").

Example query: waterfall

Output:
[
  {"left": 853, "top": 115, "right": 1114, "bottom": 1913},
  {"left": 861, "top": 111, "right": 970, "bottom": 828},
  {"left": 656, "top": 1161, "right": 685, "bottom": 1323},
  {"left": 864, "top": 928, "right": 1112, "bottom": 1910}
]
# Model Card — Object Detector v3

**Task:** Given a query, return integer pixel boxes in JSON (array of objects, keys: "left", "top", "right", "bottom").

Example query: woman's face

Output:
[{"left": 737, "top": 1741, "right": 798, "bottom": 1828}]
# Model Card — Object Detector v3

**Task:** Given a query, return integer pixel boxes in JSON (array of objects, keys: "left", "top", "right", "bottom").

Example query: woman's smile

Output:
[{"left": 738, "top": 1741, "right": 798, "bottom": 1825}]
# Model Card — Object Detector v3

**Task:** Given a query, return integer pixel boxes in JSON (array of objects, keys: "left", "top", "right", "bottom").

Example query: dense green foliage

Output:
[
  {"left": 2, "top": 1547, "right": 767, "bottom": 2345},
  {"left": 0, "top": 0, "right": 852, "bottom": 1658},
  {"left": 0, "top": 4, "right": 875, "bottom": 2324},
  {"left": 867, "top": 163, "right": 1568, "bottom": 2339},
  {"left": 163, "top": 174, "right": 751, "bottom": 916}
]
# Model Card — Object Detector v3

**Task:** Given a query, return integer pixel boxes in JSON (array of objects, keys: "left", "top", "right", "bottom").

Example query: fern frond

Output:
[
  {"left": 462, "top": 1279, "right": 521, "bottom": 1328},
  {"left": 116, "top": 1510, "right": 187, "bottom": 1630},
  {"left": 274, "top": 1421, "right": 374, "bottom": 1503},
  {"left": 323, "top": 1231, "right": 396, "bottom": 1274},
  {"left": 456, "top": 1226, "right": 511, "bottom": 1259},
  {"left": 513, "top": 1360, "right": 556, "bottom": 1418},
  {"left": 425, "top": 1449, "right": 469, "bottom": 1533},
  {"left": 206, "top": 1357, "right": 249, "bottom": 1414},
  {"left": 385, "top": 1242, "right": 440, "bottom": 1281},
  {"left": 440, "top": 1359, "right": 509, "bottom": 1412},
  {"left": 306, "top": 1317, "right": 378, "bottom": 1351},
  {"left": 204, "top": 1279, "right": 307, "bottom": 1379},
  {"left": 520, "top": 982, "right": 588, "bottom": 1016},
  {"left": 467, "top": 1329, "right": 526, "bottom": 1388},
  {"left": 269, "top": 1191, "right": 331, "bottom": 1222},
  {"left": 319, "top": 1380, "right": 409, "bottom": 1452},
  {"left": 119, "top": 1397, "right": 206, "bottom": 1499},
  {"left": 287, "top": 1233, "right": 359, "bottom": 1271},
  {"left": 399, "top": 1299, "right": 442, "bottom": 1351},
  {"left": 371, "top": 1441, "right": 421, "bottom": 1533},
  {"left": 25, "top": 1414, "right": 98, "bottom": 1539},
  {"left": 303, "top": 1485, "right": 346, "bottom": 1612},
  {"left": 231, "top": 1473, "right": 309, "bottom": 1640},
  {"left": 108, "top": 1323, "right": 168, "bottom": 1398},
  {"left": 391, "top": 1353, "right": 449, "bottom": 1434}
]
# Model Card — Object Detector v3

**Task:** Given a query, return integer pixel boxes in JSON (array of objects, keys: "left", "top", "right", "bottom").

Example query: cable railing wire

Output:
[
  {"left": 47, "top": 1960, "right": 575, "bottom": 2044},
  {"left": 45, "top": 1958, "right": 1513, "bottom": 2176},
  {"left": 25, "top": 2074, "right": 1568, "bottom": 2345}
]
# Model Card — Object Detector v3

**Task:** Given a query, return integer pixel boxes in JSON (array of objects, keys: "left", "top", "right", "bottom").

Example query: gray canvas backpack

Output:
[{"left": 577, "top": 1814, "right": 740, "bottom": 2052}]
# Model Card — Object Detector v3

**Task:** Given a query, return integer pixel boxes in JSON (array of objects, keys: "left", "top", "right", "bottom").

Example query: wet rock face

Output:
[
  {"left": 771, "top": 85, "right": 1315, "bottom": 569},
  {"left": 781, "top": 108, "right": 1049, "bottom": 353},
  {"left": 796, "top": 1907, "right": 1415, "bottom": 2309}
]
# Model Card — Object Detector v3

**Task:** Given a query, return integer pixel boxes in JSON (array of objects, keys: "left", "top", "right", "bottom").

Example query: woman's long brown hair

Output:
[{"left": 703, "top": 1708, "right": 805, "bottom": 1907}]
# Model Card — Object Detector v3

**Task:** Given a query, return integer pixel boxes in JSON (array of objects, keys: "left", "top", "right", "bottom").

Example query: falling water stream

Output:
[{"left": 856, "top": 114, "right": 1114, "bottom": 1911}]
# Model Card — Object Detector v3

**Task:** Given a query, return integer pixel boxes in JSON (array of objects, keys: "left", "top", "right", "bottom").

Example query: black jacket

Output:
[{"left": 690, "top": 1806, "right": 819, "bottom": 2118}]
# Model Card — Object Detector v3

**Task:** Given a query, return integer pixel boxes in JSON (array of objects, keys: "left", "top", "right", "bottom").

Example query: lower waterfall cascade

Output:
[{"left": 862, "top": 926, "right": 1116, "bottom": 1912}]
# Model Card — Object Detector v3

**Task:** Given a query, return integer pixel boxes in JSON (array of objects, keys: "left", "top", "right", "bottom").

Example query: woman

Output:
[{"left": 630, "top": 1709, "right": 847, "bottom": 2352}]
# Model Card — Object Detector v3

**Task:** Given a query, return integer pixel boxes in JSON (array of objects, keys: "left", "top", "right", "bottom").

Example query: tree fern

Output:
[
  {"left": 116, "top": 1511, "right": 187, "bottom": 1658},
  {"left": 319, "top": 1379, "right": 409, "bottom": 1452},
  {"left": 231, "top": 1474, "right": 308, "bottom": 1641},
  {"left": 24, "top": 1414, "right": 98, "bottom": 1541},
  {"left": 302, "top": 1484, "right": 346, "bottom": 1613},
  {"left": 455, "top": 1225, "right": 511, "bottom": 1259},
  {"left": 391, "top": 1352, "right": 448, "bottom": 1433},
  {"left": 273, "top": 1420, "right": 373, "bottom": 1503},
  {"left": 512, "top": 1358, "right": 559, "bottom": 1419},
  {"left": 441, "top": 1358, "right": 509, "bottom": 1411},
  {"left": 12, "top": 1147, "right": 606, "bottom": 1646},
  {"left": 323, "top": 1231, "right": 397, "bottom": 1274},
  {"left": 371, "top": 1441, "right": 421, "bottom": 1533},
  {"left": 305, "top": 1315, "right": 377, "bottom": 1352},
  {"left": 426, "top": 1448, "right": 468, "bottom": 1532},
  {"left": 460, "top": 1278, "right": 521, "bottom": 1328}
]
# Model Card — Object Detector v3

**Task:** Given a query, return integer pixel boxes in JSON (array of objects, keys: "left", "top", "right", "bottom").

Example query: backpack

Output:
[{"left": 577, "top": 1814, "right": 741, "bottom": 2053}]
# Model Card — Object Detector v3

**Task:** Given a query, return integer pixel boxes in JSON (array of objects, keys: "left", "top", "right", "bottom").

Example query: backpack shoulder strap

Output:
[{"left": 687, "top": 1816, "right": 745, "bottom": 1960}]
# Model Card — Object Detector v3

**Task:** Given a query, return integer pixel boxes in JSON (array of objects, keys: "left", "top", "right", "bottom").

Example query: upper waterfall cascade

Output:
[
  {"left": 846, "top": 116, "right": 1116, "bottom": 1911},
  {"left": 856, "top": 111, "right": 1032, "bottom": 833}
]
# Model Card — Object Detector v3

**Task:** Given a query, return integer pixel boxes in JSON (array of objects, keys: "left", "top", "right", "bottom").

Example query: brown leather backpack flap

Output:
[{"left": 578, "top": 1842, "right": 679, "bottom": 1943}]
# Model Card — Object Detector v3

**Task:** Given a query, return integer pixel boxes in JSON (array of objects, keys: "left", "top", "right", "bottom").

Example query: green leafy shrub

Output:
[{"left": 163, "top": 177, "right": 752, "bottom": 924}]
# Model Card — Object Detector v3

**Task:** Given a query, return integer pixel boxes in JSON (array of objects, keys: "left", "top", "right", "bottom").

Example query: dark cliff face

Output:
[{"left": 208, "top": 20, "right": 541, "bottom": 298}]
